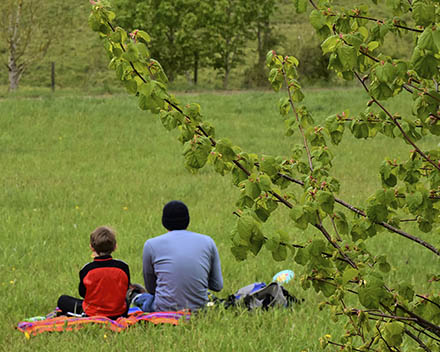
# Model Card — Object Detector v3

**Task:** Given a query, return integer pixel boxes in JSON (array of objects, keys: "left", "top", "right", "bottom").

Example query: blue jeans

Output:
[{"left": 134, "top": 293, "right": 155, "bottom": 312}]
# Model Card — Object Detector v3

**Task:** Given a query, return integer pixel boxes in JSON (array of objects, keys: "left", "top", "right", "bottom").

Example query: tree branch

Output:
[
  {"left": 278, "top": 172, "right": 440, "bottom": 256},
  {"left": 307, "top": 0, "right": 422, "bottom": 33},
  {"left": 396, "top": 304, "right": 440, "bottom": 338},
  {"left": 354, "top": 71, "right": 440, "bottom": 173}
]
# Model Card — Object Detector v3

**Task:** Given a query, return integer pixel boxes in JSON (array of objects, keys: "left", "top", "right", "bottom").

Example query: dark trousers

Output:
[
  {"left": 57, "top": 295, "right": 84, "bottom": 316},
  {"left": 57, "top": 295, "right": 128, "bottom": 319}
]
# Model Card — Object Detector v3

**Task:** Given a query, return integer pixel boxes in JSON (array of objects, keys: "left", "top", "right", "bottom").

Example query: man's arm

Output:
[
  {"left": 208, "top": 242, "right": 223, "bottom": 292},
  {"left": 142, "top": 241, "right": 157, "bottom": 294}
]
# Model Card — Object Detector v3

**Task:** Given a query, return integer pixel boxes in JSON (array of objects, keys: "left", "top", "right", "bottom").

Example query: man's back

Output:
[{"left": 142, "top": 230, "right": 223, "bottom": 311}]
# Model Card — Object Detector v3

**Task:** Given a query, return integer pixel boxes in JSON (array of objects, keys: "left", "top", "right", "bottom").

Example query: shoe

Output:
[{"left": 126, "top": 283, "right": 147, "bottom": 306}]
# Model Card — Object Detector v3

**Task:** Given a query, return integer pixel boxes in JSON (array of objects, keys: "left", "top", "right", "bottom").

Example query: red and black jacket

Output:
[{"left": 79, "top": 255, "right": 130, "bottom": 318}]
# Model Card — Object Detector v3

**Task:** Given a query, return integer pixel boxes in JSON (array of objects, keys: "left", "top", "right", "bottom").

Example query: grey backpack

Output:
[{"left": 213, "top": 282, "right": 300, "bottom": 309}]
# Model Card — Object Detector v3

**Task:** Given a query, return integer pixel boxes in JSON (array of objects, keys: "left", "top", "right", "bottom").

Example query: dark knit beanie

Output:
[{"left": 162, "top": 200, "right": 190, "bottom": 230}]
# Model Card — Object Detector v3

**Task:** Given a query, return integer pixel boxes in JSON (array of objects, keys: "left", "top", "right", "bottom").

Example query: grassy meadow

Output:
[{"left": 1, "top": 87, "right": 438, "bottom": 351}]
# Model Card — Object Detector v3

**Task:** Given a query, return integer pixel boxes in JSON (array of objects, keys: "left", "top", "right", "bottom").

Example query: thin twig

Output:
[
  {"left": 314, "top": 221, "right": 358, "bottom": 269},
  {"left": 405, "top": 329, "right": 432, "bottom": 352},
  {"left": 341, "top": 299, "right": 365, "bottom": 342},
  {"left": 278, "top": 57, "right": 314, "bottom": 172},
  {"left": 416, "top": 295, "right": 440, "bottom": 310},
  {"left": 376, "top": 326, "right": 396, "bottom": 352},
  {"left": 407, "top": 82, "right": 440, "bottom": 104},
  {"left": 330, "top": 215, "right": 342, "bottom": 241},
  {"left": 327, "top": 340, "right": 366, "bottom": 352}
]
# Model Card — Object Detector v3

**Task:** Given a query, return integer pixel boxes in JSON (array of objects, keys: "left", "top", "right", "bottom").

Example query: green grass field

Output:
[{"left": 1, "top": 87, "right": 437, "bottom": 351}]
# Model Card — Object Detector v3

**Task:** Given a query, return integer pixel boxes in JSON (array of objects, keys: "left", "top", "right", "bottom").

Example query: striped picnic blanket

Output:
[{"left": 17, "top": 308, "right": 190, "bottom": 338}]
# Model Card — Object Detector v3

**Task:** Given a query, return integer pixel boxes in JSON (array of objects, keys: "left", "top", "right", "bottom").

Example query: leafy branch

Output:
[{"left": 90, "top": 1, "right": 440, "bottom": 350}]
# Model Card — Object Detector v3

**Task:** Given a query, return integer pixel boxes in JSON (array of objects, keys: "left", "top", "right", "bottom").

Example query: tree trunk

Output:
[
  {"left": 7, "top": 0, "right": 23, "bottom": 91},
  {"left": 193, "top": 51, "right": 199, "bottom": 85},
  {"left": 223, "top": 69, "right": 229, "bottom": 90},
  {"left": 8, "top": 56, "right": 21, "bottom": 91}
]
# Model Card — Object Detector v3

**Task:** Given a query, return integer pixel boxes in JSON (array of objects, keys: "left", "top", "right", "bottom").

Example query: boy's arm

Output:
[
  {"left": 208, "top": 241, "right": 223, "bottom": 292},
  {"left": 142, "top": 241, "right": 157, "bottom": 294},
  {"left": 78, "top": 268, "right": 87, "bottom": 298}
]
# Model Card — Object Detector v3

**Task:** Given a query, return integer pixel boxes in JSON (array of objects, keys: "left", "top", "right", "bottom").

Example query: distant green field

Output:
[{"left": 1, "top": 88, "right": 436, "bottom": 351}]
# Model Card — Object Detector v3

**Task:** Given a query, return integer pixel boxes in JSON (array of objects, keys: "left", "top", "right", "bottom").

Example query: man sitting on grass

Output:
[
  {"left": 133, "top": 200, "right": 223, "bottom": 312},
  {"left": 57, "top": 226, "right": 130, "bottom": 319}
]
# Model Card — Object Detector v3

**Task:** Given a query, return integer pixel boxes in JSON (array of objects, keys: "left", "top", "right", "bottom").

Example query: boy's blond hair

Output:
[{"left": 90, "top": 226, "right": 116, "bottom": 255}]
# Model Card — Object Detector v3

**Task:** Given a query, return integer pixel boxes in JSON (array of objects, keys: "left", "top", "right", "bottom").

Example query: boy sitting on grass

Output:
[{"left": 57, "top": 226, "right": 130, "bottom": 319}]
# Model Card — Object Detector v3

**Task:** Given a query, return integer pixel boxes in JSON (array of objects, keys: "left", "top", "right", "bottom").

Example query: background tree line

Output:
[{"left": 0, "top": 0, "right": 411, "bottom": 91}]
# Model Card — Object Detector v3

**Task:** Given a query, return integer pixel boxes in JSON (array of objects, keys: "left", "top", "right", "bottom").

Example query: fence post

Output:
[{"left": 51, "top": 62, "right": 55, "bottom": 92}]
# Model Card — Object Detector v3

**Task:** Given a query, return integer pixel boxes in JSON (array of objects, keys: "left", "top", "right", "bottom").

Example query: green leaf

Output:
[
  {"left": 316, "top": 191, "right": 335, "bottom": 214},
  {"left": 309, "top": 10, "right": 326, "bottom": 30},
  {"left": 136, "top": 30, "right": 151, "bottom": 44},
  {"left": 182, "top": 137, "right": 212, "bottom": 170},
  {"left": 110, "top": 29, "right": 123, "bottom": 43},
  {"left": 260, "top": 155, "right": 278, "bottom": 176},
  {"left": 231, "top": 245, "right": 248, "bottom": 261},
  {"left": 159, "top": 111, "right": 179, "bottom": 131},
  {"left": 214, "top": 139, "right": 236, "bottom": 162},
  {"left": 236, "top": 195, "right": 254, "bottom": 209},
  {"left": 249, "top": 228, "right": 265, "bottom": 256},
  {"left": 183, "top": 103, "right": 202, "bottom": 122},
  {"left": 366, "top": 203, "right": 388, "bottom": 223},
  {"left": 258, "top": 174, "right": 272, "bottom": 192},
  {"left": 290, "top": 205, "right": 308, "bottom": 230},
  {"left": 418, "top": 217, "right": 432, "bottom": 233},
  {"left": 237, "top": 215, "right": 255, "bottom": 242},
  {"left": 342, "top": 268, "right": 358, "bottom": 284},
  {"left": 375, "top": 62, "right": 396, "bottom": 83},
  {"left": 411, "top": 48, "right": 439, "bottom": 79},
  {"left": 358, "top": 277, "right": 388, "bottom": 309},
  {"left": 278, "top": 97, "right": 290, "bottom": 116},
  {"left": 320, "top": 281, "right": 337, "bottom": 297},
  {"left": 232, "top": 167, "right": 248, "bottom": 186},
  {"left": 245, "top": 180, "right": 261, "bottom": 200},
  {"left": 418, "top": 28, "right": 436, "bottom": 51},
  {"left": 412, "top": 2, "right": 435, "bottom": 27},
  {"left": 380, "top": 162, "right": 397, "bottom": 187},
  {"left": 334, "top": 211, "right": 349, "bottom": 235},
  {"left": 255, "top": 206, "right": 270, "bottom": 222},
  {"left": 337, "top": 45, "right": 357, "bottom": 70},
  {"left": 266, "top": 50, "right": 275, "bottom": 66},
  {"left": 272, "top": 244, "right": 288, "bottom": 261},
  {"left": 377, "top": 255, "right": 391, "bottom": 273},
  {"left": 370, "top": 80, "right": 393, "bottom": 100},
  {"left": 384, "top": 322, "right": 404, "bottom": 347},
  {"left": 397, "top": 283, "right": 414, "bottom": 302},
  {"left": 308, "top": 239, "right": 326, "bottom": 258},
  {"left": 367, "top": 41, "right": 380, "bottom": 51},
  {"left": 321, "top": 35, "right": 340, "bottom": 55},
  {"left": 122, "top": 42, "right": 139, "bottom": 62},
  {"left": 138, "top": 81, "right": 153, "bottom": 98},
  {"left": 124, "top": 78, "right": 138, "bottom": 94},
  {"left": 351, "top": 121, "right": 369, "bottom": 139},
  {"left": 88, "top": 12, "right": 103, "bottom": 32},
  {"left": 351, "top": 223, "right": 367, "bottom": 242},
  {"left": 295, "top": 248, "right": 308, "bottom": 265},
  {"left": 407, "top": 191, "right": 423, "bottom": 213}
]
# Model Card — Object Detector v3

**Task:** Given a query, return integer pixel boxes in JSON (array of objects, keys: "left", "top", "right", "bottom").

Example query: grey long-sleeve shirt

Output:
[{"left": 142, "top": 229, "right": 223, "bottom": 312}]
